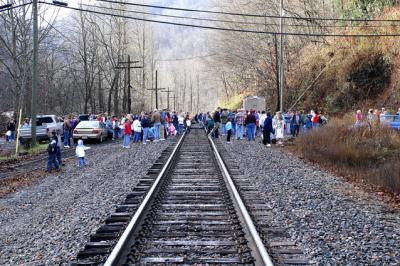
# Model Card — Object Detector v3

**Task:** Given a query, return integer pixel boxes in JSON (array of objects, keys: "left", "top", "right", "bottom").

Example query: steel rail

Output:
[
  {"left": 208, "top": 135, "right": 274, "bottom": 266},
  {"left": 104, "top": 132, "right": 186, "bottom": 266}
]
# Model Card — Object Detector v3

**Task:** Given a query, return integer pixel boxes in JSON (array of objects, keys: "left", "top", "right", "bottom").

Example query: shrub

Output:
[{"left": 297, "top": 116, "right": 400, "bottom": 193}]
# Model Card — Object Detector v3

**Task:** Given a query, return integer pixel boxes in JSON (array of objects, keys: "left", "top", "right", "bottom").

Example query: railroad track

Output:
[{"left": 75, "top": 128, "right": 273, "bottom": 265}]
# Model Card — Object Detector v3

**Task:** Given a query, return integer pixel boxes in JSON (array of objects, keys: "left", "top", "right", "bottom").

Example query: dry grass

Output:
[{"left": 296, "top": 116, "right": 400, "bottom": 194}]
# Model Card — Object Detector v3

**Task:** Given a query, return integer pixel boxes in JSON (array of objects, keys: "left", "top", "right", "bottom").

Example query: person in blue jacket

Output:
[{"left": 262, "top": 112, "right": 273, "bottom": 147}]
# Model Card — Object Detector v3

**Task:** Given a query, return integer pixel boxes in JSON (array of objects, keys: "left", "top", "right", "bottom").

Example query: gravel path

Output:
[
  {"left": 0, "top": 138, "right": 176, "bottom": 265},
  {"left": 219, "top": 139, "right": 400, "bottom": 265}
]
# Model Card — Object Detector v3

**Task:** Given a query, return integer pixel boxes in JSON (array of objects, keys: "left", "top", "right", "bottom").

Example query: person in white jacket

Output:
[
  {"left": 132, "top": 118, "right": 142, "bottom": 143},
  {"left": 273, "top": 112, "right": 285, "bottom": 146},
  {"left": 76, "top": 139, "right": 89, "bottom": 167}
]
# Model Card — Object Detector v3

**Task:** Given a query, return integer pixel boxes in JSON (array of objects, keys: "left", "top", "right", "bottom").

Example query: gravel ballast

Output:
[
  {"left": 219, "top": 139, "right": 400, "bottom": 264},
  {"left": 0, "top": 138, "right": 175, "bottom": 265}
]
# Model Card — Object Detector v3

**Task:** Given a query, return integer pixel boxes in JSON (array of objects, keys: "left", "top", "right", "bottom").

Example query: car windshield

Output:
[
  {"left": 36, "top": 117, "right": 54, "bottom": 126},
  {"left": 76, "top": 121, "right": 99, "bottom": 128}
]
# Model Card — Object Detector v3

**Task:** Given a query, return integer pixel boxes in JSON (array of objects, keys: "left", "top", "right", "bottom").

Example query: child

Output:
[
  {"left": 46, "top": 140, "right": 60, "bottom": 172},
  {"left": 76, "top": 139, "right": 89, "bottom": 167},
  {"left": 169, "top": 123, "right": 176, "bottom": 136},
  {"left": 225, "top": 118, "right": 232, "bottom": 143}
]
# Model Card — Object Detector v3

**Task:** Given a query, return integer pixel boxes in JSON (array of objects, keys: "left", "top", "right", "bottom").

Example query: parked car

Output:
[
  {"left": 73, "top": 120, "right": 108, "bottom": 143},
  {"left": 78, "top": 114, "right": 90, "bottom": 122},
  {"left": 390, "top": 115, "right": 400, "bottom": 130},
  {"left": 380, "top": 115, "right": 400, "bottom": 130},
  {"left": 19, "top": 115, "right": 64, "bottom": 141}
]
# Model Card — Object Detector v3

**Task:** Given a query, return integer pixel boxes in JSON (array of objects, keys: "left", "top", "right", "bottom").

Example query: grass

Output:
[
  {"left": 0, "top": 143, "right": 48, "bottom": 162},
  {"left": 295, "top": 115, "right": 400, "bottom": 194}
]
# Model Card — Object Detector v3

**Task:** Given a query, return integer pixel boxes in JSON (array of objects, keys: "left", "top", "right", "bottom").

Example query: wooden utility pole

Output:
[
  {"left": 279, "top": 0, "right": 285, "bottom": 112},
  {"left": 196, "top": 75, "right": 200, "bottom": 113},
  {"left": 274, "top": 34, "right": 280, "bottom": 112},
  {"left": 160, "top": 87, "right": 174, "bottom": 110},
  {"left": 116, "top": 56, "right": 142, "bottom": 113},
  {"left": 172, "top": 93, "right": 177, "bottom": 111},
  {"left": 190, "top": 82, "right": 193, "bottom": 113},
  {"left": 31, "top": 0, "right": 39, "bottom": 146},
  {"left": 147, "top": 70, "right": 166, "bottom": 109}
]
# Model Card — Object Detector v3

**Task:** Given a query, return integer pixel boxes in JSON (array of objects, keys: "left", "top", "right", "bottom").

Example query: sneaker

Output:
[
  {"left": 64, "top": 145, "right": 70, "bottom": 148},
  {"left": 267, "top": 144, "right": 271, "bottom": 147}
]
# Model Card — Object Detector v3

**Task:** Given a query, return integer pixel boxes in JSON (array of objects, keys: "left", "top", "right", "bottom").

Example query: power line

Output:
[
  {"left": 157, "top": 54, "right": 217, "bottom": 62},
  {"left": 80, "top": 3, "right": 392, "bottom": 29},
  {"left": 0, "top": 2, "right": 32, "bottom": 13},
  {"left": 94, "top": 0, "right": 400, "bottom": 23},
  {"left": 81, "top": 3, "right": 272, "bottom": 27},
  {"left": 39, "top": 2, "right": 400, "bottom": 38}
]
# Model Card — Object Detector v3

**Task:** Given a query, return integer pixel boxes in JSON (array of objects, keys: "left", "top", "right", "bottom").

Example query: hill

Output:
[{"left": 287, "top": 7, "right": 400, "bottom": 114}]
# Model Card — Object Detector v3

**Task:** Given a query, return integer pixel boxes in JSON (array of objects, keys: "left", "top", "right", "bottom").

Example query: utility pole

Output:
[
  {"left": 196, "top": 75, "right": 200, "bottom": 113},
  {"left": 279, "top": 0, "right": 285, "bottom": 112},
  {"left": 115, "top": 56, "right": 142, "bottom": 113},
  {"left": 274, "top": 34, "right": 280, "bottom": 112},
  {"left": 160, "top": 87, "right": 174, "bottom": 110},
  {"left": 190, "top": 83, "right": 193, "bottom": 113},
  {"left": 147, "top": 70, "right": 166, "bottom": 109},
  {"left": 172, "top": 93, "right": 177, "bottom": 111},
  {"left": 31, "top": 0, "right": 38, "bottom": 146}
]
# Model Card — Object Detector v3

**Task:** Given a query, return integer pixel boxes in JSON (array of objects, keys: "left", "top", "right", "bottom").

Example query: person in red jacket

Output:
[{"left": 123, "top": 119, "right": 132, "bottom": 148}]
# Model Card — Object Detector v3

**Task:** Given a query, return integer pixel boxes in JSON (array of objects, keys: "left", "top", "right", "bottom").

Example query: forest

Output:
[{"left": 0, "top": 0, "right": 398, "bottom": 117}]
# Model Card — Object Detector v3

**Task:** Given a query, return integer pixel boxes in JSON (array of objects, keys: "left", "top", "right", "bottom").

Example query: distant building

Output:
[{"left": 243, "top": 96, "right": 266, "bottom": 111}]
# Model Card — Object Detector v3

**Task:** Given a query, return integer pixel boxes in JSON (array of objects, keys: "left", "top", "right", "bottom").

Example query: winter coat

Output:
[
  {"left": 47, "top": 141, "right": 57, "bottom": 155},
  {"left": 132, "top": 120, "right": 142, "bottom": 133},
  {"left": 213, "top": 112, "right": 221, "bottom": 123},
  {"left": 245, "top": 113, "right": 257, "bottom": 124},
  {"left": 225, "top": 122, "right": 232, "bottom": 131},
  {"left": 291, "top": 114, "right": 303, "bottom": 126},
  {"left": 178, "top": 116, "right": 184, "bottom": 125},
  {"left": 141, "top": 116, "right": 150, "bottom": 128},
  {"left": 123, "top": 122, "right": 132, "bottom": 135},
  {"left": 7, "top": 122, "right": 16, "bottom": 132},
  {"left": 263, "top": 115, "right": 273, "bottom": 132},
  {"left": 273, "top": 118, "right": 285, "bottom": 139},
  {"left": 151, "top": 112, "right": 161, "bottom": 123},
  {"left": 76, "top": 145, "right": 85, "bottom": 158},
  {"left": 221, "top": 111, "right": 228, "bottom": 123},
  {"left": 235, "top": 112, "right": 246, "bottom": 125}
]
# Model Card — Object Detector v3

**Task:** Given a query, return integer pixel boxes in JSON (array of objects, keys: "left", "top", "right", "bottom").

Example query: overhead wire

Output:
[
  {"left": 94, "top": 0, "right": 400, "bottom": 23},
  {"left": 39, "top": 1, "right": 400, "bottom": 38},
  {"left": 0, "top": 1, "right": 32, "bottom": 13},
  {"left": 80, "top": 2, "right": 393, "bottom": 29}
]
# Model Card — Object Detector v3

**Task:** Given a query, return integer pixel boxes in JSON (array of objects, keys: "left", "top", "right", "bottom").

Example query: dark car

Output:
[{"left": 78, "top": 114, "right": 90, "bottom": 122}]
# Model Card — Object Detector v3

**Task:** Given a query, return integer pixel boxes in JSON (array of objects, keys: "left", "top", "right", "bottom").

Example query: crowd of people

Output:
[
  {"left": 5, "top": 105, "right": 400, "bottom": 173},
  {"left": 354, "top": 107, "right": 400, "bottom": 128},
  {"left": 194, "top": 108, "right": 328, "bottom": 147},
  {"left": 45, "top": 109, "right": 192, "bottom": 172}
]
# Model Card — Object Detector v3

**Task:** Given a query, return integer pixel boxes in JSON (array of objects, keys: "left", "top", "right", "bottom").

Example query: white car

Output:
[{"left": 73, "top": 121, "right": 108, "bottom": 143}]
